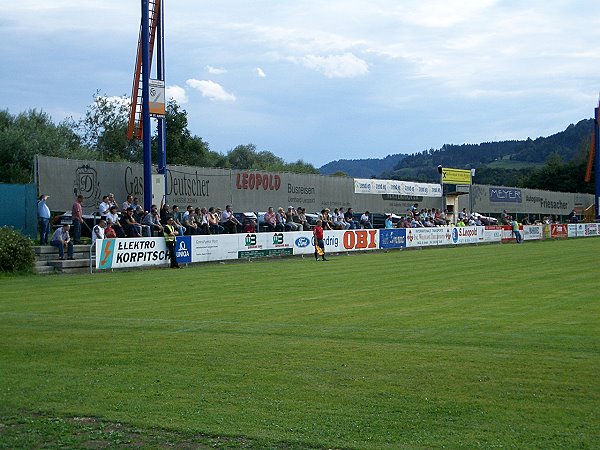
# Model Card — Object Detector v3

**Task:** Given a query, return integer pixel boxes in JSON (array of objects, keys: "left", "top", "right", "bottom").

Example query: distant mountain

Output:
[
  {"left": 318, "top": 118, "right": 593, "bottom": 182},
  {"left": 319, "top": 154, "right": 408, "bottom": 178}
]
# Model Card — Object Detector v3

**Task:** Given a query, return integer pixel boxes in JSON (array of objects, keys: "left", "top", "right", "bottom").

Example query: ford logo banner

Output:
[{"left": 295, "top": 237, "right": 311, "bottom": 248}]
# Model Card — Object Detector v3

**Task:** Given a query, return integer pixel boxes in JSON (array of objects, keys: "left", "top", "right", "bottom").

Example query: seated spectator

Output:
[
  {"left": 319, "top": 209, "right": 333, "bottom": 230},
  {"left": 410, "top": 216, "right": 424, "bottom": 228},
  {"left": 51, "top": 224, "right": 74, "bottom": 260},
  {"left": 123, "top": 207, "right": 142, "bottom": 237},
  {"left": 243, "top": 219, "right": 257, "bottom": 233},
  {"left": 106, "top": 205, "right": 125, "bottom": 237},
  {"left": 171, "top": 205, "right": 186, "bottom": 236},
  {"left": 360, "top": 211, "right": 373, "bottom": 229},
  {"left": 131, "top": 197, "right": 141, "bottom": 210},
  {"left": 263, "top": 206, "right": 277, "bottom": 232},
  {"left": 104, "top": 219, "right": 117, "bottom": 238},
  {"left": 331, "top": 208, "right": 343, "bottom": 230},
  {"left": 197, "top": 207, "right": 210, "bottom": 234},
  {"left": 423, "top": 216, "right": 434, "bottom": 227},
  {"left": 182, "top": 205, "right": 194, "bottom": 222},
  {"left": 285, "top": 206, "right": 301, "bottom": 231},
  {"left": 344, "top": 207, "right": 359, "bottom": 229},
  {"left": 296, "top": 207, "right": 311, "bottom": 231},
  {"left": 183, "top": 210, "right": 199, "bottom": 235},
  {"left": 107, "top": 193, "right": 118, "bottom": 210},
  {"left": 221, "top": 205, "right": 242, "bottom": 233},
  {"left": 142, "top": 205, "right": 164, "bottom": 237},
  {"left": 92, "top": 220, "right": 106, "bottom": 245},
  {"left": 275, "top": 207, "right": 287, "bottom": 232},
  {"left": 337, "top": 208, "right": 350, "bottom": 230},
  {"left": 398, "top": 216, "right": 411, "bottom": 228},
  {"left": 208, "top": 207, "right": 224, "bottom": 234},
  {"left": 121, "top": 195, "right": 134, "bottom": 212},
  {"left": 134, "top": 206, "right": 151, "bottom": 237}
]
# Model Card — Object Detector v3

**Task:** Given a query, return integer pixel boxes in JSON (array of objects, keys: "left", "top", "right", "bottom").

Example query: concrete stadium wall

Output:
[{"left": 36, "top": 155, "right": 594, "bottom": 218}]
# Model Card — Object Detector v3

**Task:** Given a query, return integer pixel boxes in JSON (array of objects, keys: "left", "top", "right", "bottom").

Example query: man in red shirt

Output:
[
  {"left": 312, "top": 219, "right": 328, "bottom": 261},
  {"left": 71, "top": 194, "right": 84, "bottom": 245}
]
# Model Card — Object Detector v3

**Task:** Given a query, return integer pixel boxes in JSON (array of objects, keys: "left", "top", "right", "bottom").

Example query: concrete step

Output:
[
  {"left": 47, "top": 259, "right": 90, "bottom": 269},
  {"left": 36, "top": 265, "right": 56, "bottom": 274},
  {"left": 58, "top": 267, "right": 93, "bottom": 274},
  {"left": 33, "top": 245, "right": 92, "bottom": 255}
]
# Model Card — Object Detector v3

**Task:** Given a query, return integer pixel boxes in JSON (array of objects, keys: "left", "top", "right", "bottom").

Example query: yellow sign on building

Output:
[{"left": 441, "top": 168, "right": 472, "bottom": 185}]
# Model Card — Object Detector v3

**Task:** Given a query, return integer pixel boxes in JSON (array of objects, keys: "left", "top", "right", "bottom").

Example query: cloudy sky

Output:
[{"left": 2, "top": 0, "right": 600, "bottom": 167}]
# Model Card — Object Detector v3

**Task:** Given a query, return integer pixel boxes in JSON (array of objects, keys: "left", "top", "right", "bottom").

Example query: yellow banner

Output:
[{"left": 441, "top": 168, "right": 472, "bottom": 185}]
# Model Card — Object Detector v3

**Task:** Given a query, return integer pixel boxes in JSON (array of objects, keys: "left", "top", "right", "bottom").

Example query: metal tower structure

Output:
[
  {"left": 584, "top": 98, "right": 600, "bottom": 219},
  {"left": 127, "top": 0, "right": 166, "bottom": 213}
]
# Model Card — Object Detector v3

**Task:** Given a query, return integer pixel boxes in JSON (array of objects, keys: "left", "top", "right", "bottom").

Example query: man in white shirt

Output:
[
  {"left": 99, "top": 196, "right": 110, "bottom": 218},
  {"left": 92, "top": 220, "right": 106, "bottom": 245},
  {"left": 220, "top": 205, "right": 241, "bottom": 233}
]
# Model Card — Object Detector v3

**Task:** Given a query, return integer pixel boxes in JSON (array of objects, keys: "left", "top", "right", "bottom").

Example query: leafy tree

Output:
[
  {"left": 74, "top": 91, "right": 141, "bottom": 161},
  {"left": 158, "top": 99, "right": 218, "bottom": 167},
  {"left": 0, "top": 109, "right": 87, "bottom": 183}
]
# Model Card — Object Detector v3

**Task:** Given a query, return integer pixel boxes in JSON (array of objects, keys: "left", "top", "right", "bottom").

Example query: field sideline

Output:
[{"left": 1, "top": 239, "right": 599, "bottom": 448}]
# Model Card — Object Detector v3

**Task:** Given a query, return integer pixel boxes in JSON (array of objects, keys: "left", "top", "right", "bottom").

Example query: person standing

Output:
[
  {"left": 50, "top": 224, "right": 74, "bottom": 260},
  {"left": 37, "top": 194, "right": 51, "bottom": 245},
  {"left": 313, "top": 219, "right": 328, "bottom": 261},
  {"left": 164, "top": 217, "right": 180, "bottom": 268},
  {"left": 511, "top": 218, "right": 522, "bottom": 244},
  {"left": 71, "top": 194, "right": 84, "bottom": 245}
]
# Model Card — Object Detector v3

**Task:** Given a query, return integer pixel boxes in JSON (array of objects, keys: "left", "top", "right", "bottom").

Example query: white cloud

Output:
[
  {"left": 206, "top": 65, "right": 227, "bottom": 75},
  {"left": 166, "top": 85, "right": 188, "bottom": 104},
  {"left": 256, "top": 67, "right": 266, "bottom": 78},
  {"left": 291, "top": 53, "right": 369, "bottom": 78},
  {"left": 186, "top": 79, "right": 236, "bottom": 102}
]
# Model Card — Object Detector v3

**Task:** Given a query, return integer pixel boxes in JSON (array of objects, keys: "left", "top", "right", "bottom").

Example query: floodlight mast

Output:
[
  {"left": 128, "top": 0, "right": 166, "bottom": 212},
  {"left": 595, "top": 106, "right": 600, "bottom": 219}
]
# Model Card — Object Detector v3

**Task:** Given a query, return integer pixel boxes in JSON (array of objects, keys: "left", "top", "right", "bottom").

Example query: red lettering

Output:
[
  {"left": 248, "top": 173, "right": 254, "bottom": 189},
  {"left": 355, "top": 231, "right": 368, "bottom": 249},
  {"left": 274, "top": 175, "right": 281, "bottom": 190},
  {"left": 236, "top": 173, "right": 242, "bottom": 189},
  {"left": 368, "top": 230, "right": 377, "bottom": 248},
  {"left": 343, "top": 231, "right": 355, "bottom": 249}
]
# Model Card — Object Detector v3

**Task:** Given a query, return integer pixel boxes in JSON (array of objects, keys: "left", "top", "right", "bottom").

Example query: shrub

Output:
[{"left": 0, "top": 227, "right": 35, "bottom": 273}]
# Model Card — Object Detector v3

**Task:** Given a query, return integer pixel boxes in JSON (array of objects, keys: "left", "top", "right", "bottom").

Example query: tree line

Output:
[
  {"left": 381, "top": 118, "right": 595, "bottom": 193},
  {"left": 0, "top": 93, "right": 319, "bottom": 185}
]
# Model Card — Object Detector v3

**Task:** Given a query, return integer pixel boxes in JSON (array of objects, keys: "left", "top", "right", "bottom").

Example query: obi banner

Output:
[{"left": 354, "top": 178, "right": 442, "bottom": 197}]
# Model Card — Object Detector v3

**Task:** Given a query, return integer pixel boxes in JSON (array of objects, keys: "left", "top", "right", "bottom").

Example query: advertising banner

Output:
[
  {"left": 238, "top": 232, "right": 294, "bottom": 258},
  {"left": 354, "top": 179, "right": 441, "bottom": 198},
  {"left": 489, "top": 188, "right": 522, "bottom": 203},
  {"left": 287, "top": 230, "right": 379, "bottom": 254},
  {"left": 379, "top": 229, "right": 407, "bottom": 249},
  {"left": 96, "top": 237, "right": 170, "bottom": 269},
  {"left": 570, "top": 224, "right": 581, "bottom": 238},
  {"left": 441, "top": 168, "right": 472, "bottom": 185},
  {"left": 190, "top": 234, "right": 238, "bottom": 263},
  {"left": 550, "top": 224, "right": 568, "bottom": 239},
  {"left": 483, "top": 226, "right": 503, "bottom": 243},
  {"left": 522, "top": 225, "right": 542, "bottom": 241},
  {"left": 585, "top": 223, "right": 599, "bottom": 236},
  {"left": 449, "top": 226, "right": 485, "bottom": 245},
  {"left": 406, "top": 227, "right": 450, "bottom": 248}
]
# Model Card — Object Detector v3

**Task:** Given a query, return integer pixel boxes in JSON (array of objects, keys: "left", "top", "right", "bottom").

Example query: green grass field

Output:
[{"left": 1, "top": 239, "right": 599, "bottom": 449}]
